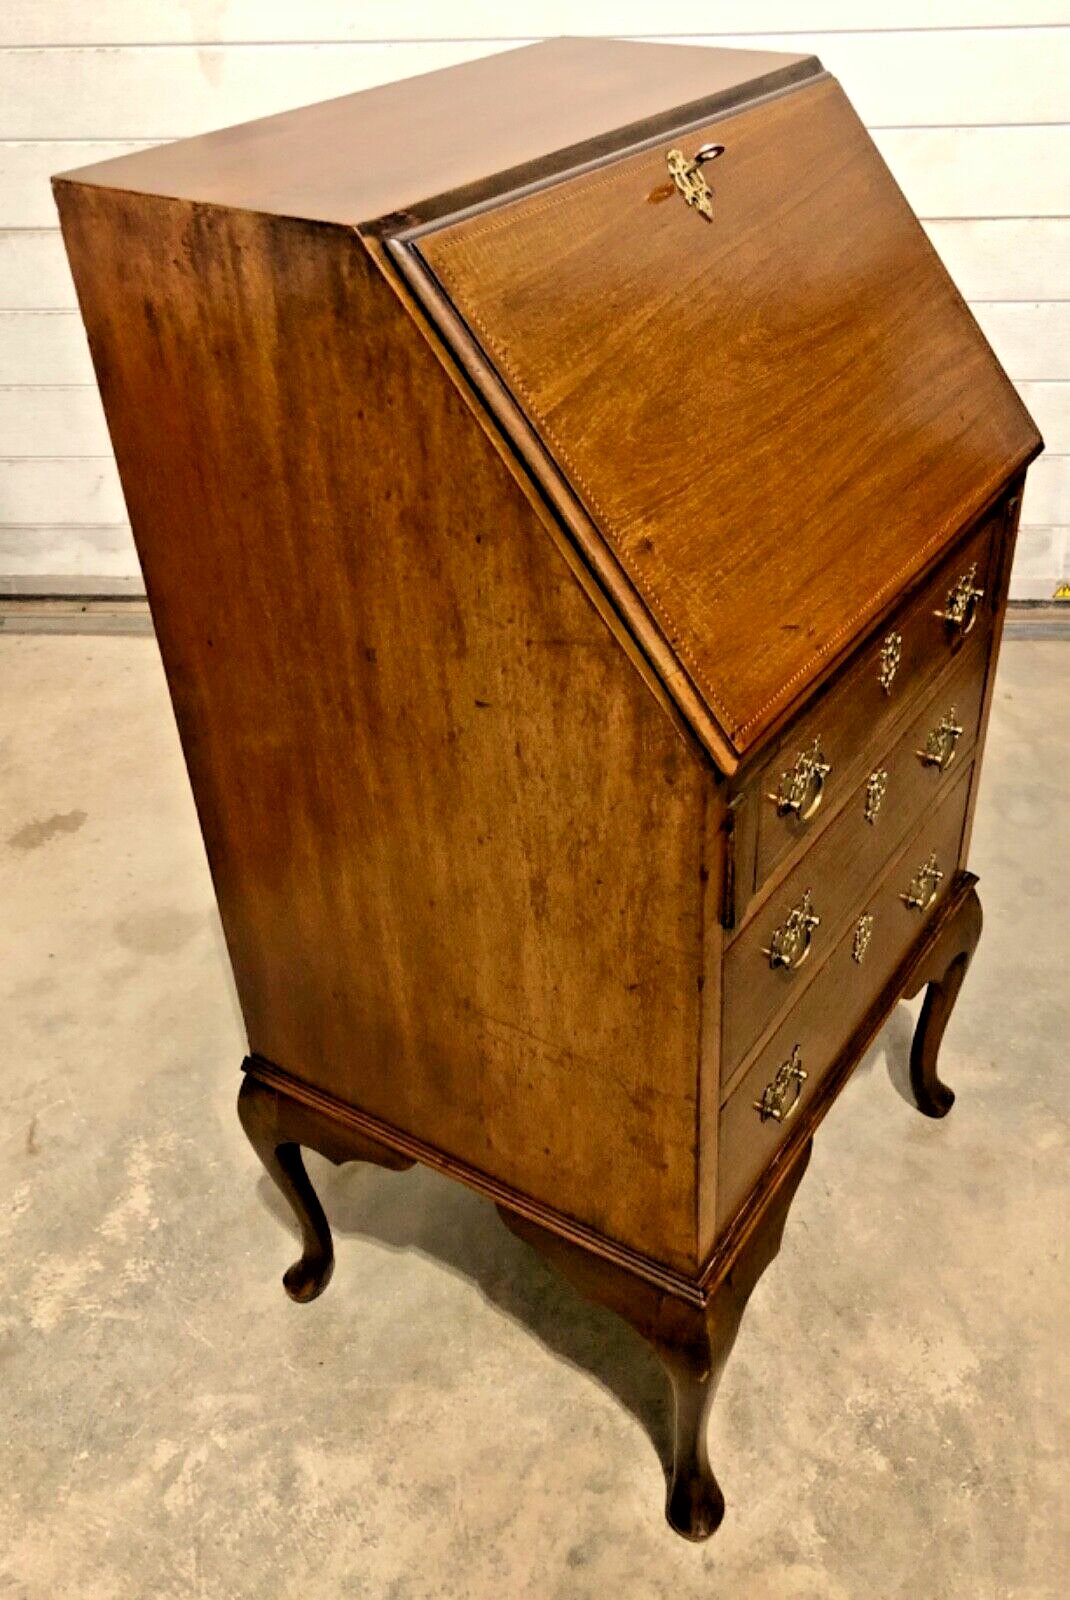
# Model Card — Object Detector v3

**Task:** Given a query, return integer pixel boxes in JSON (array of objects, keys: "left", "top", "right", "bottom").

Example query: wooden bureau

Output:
[{"left": 54, "top": 39, "right": 1042, "bottom": 1542}]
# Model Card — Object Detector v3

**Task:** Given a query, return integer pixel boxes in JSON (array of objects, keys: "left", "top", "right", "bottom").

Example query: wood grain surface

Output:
[
  {"left": 737, "top": 505, "right": 1001, "bottom": 909},
  {"left": 722, "top": 644, "right": 989, "bottom": 1083},
  {"left": 55, "top": 183, "right": 719, "bottom": 1273},
  {"left": 416, "top": 75, "right": 1041, "bottom": 759},
  {"left": 717, "top": 763, "right": 974, "bottom": 1230},
  {"left": 53, "top": 42, "right": 1039, "bottom": 1296},
  {"left": 53, "top": 38, "right": 816, "bottom": 226}
]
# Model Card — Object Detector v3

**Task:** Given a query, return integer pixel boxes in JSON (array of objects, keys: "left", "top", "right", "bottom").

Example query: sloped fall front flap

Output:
[{"left": 410, "top": 76, "right": 1040, "bottom": 766}]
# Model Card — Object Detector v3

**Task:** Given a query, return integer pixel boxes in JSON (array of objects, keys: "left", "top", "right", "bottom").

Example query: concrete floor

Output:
[{"left": 1, "top": 631, "right": 1067, "bottom": 1600}]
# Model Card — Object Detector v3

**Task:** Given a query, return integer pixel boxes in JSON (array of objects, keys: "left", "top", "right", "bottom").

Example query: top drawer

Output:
[{"left": 733, "top": 503, "right": 1002, "bottom": 912}]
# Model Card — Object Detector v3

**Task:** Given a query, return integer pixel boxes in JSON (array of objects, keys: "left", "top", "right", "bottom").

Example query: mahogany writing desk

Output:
[{"left": 55, "top": 38, "right": 1042, "bottom": 1539}]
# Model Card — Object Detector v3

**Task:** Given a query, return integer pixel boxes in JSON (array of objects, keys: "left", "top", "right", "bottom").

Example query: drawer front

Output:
[
  {"left": 717, "top": 765, "right": 973, "bottom": 1231},
  {"left": 743, "top": 507, "right": 1000, "bottom": 901},
  {"left": 722, "top": 634, "right": 989, "bottom": 1084}
]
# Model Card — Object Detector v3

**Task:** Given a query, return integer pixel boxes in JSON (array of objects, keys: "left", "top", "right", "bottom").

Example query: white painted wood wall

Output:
[{"left": 1, "top": 3, "right": 1068, "bottom": 597}]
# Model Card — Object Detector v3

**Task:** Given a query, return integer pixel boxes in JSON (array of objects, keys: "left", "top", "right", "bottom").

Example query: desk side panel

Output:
[{"left": 55, "top": 184, "right": 711, "bottom": 1273}]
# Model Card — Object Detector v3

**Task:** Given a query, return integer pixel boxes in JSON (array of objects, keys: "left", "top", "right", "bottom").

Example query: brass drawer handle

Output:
[
  {"left": 665, "top": 142, "right": 724, "bottom": 222},
  {"left": 754, "top": 1044, "right": 807, "bottom": 1124},
  {"left": 916, "top": 707, "right": 964, "bottom": 772},
  {"left": 900, "top": 852, "right": 944, "bottom": 913},
  {"left": 864, "top": 769, "right": 887, "bottom": 824},
  {"left": 878, "top": 631, "right": 902, "bottom": 694},
  {"left": 935, "top": 563, "right": 984, "bottom": 636},
  {"left": 768, "top": 737, "right": 830, "bottom": 822},
  {"left": 763, "top": 889, "right": 820, "bottom": 971}
]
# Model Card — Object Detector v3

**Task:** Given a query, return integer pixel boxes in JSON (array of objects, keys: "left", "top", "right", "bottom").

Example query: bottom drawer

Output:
[{"left": 716, "top": 762, "right": 974, "bottom": 1232}]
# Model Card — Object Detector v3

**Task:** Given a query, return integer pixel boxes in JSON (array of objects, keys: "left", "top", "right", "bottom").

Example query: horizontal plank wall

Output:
[{"left": 1, "top": 7, "right": 1067, "bottom": 597}]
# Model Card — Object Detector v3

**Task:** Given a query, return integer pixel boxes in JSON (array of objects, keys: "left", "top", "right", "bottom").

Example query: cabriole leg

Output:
[
  {"left": 905, "top": 881, "right": 983, "bottom": 1118},
  {"left": 657, "top": 1138, "right": 812, "bottom": 1538},
  {"left": 237, "top": 1067, "right": 414, "bottom": 1303},
  {"left": 497, "top": 1138, "right": 812, "bottom": 1540}
]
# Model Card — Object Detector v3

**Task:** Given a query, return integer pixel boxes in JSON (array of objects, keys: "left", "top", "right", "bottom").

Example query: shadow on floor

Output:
[
  {"left": 252, "top": 1002, "right": 920, "bottom": 1478},
  {"left": 885, "top": 1003, "right": 921, "bottom": 1105},
  {"left": 256, "top": 1156, "right": 676, "bottom": 1471},
  {"left": 853, "top": 1000, "right": 917, "bottom": 1107}
]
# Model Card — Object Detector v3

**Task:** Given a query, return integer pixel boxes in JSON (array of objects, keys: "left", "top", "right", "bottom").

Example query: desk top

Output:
[{"left": 54, "top": 37, "right": 816, "bottom": 228}]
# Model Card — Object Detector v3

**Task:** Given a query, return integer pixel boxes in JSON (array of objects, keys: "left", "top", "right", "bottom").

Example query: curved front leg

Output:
[
  {"left": 497, "top": 1137, "right": 812, "bottom": 1541},
  {"left": 237, "top": 1077, "right": 334, "bottom": 1301},
  {"left": 660, "top": 1341, "right": 725, "bottom": 1539},
  {"left": 237, "top": 1069, "right": 414, "bottom": 1303},
  {"left": 655, "top": 1138, "right": 813, "bottom": 1539},
  {"left": 905, "top": 881, "right": 983, "bottom": 1118}
]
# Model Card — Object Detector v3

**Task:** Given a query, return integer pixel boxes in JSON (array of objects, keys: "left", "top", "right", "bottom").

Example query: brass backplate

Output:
[{"left": 665, "top": 149, "right": 714, "bottom": 221}]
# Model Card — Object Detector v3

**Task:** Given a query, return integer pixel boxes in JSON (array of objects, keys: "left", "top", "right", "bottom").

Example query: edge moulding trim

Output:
[{"left": 241, "top": 868, "right": 978, "bottom": 1309}]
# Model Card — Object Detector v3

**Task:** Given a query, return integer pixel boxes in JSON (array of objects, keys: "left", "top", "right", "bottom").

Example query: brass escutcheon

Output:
[
  {"left": 665, "top": 143, "right": 723, "bottom": 221},
  {"left": 878, "top": 631, "right": 902, "bottom": 694},
  {"left": 935, "top": 563, "right": 984, "bottom": 635},
  {"left": 768, "top": 737, "right": 831, "bottom": 822},
  {"left": 916, "top": 707, "right": 964, "bottom": 772},
  {"left": 864, "top": 769, "right": 888, "bottom": 824},
  {"left": 852, "top": 913, "right": 874, "bottom": 964},
  {"left": 763, "top": 889, "right": 820, "bottom": 972},
  {"left": 754, "top": 1044, "right": 808, "bottom": 1124},
  {"left": 900, "top": 852, "right": 944, "bottom": 912}
]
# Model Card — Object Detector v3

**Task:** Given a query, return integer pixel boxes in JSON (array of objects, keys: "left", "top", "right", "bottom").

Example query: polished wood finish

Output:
[
  {"left": 54, "top": 183, "right": 713, "bottom": 1276},
  {"left": 498, "top": 1137, "right": 813, "bottom": 1541},
  {"left": 722, "top": 644, "right": 988, "bottom": 1079},
  {"left": 413, "top": 77, "right": 1040, "bottom": 762},
  {"left": 739, "top": 505, "right": 1002, "bottom": 908},
  {"left": 237, "top": 1072, "right": 413, "bottom": 1303},
  {"left": 707, "top": 869, "right": 985, "bottom": 1287},
  {"left": 718, "top": 765, "right": 974, "bottom": 1226},
  {"left": 55, "top": 39, "right": 1041, "bottom": 1543},
  {"left": 904, "top": 883, "right": 984, "bottom": 1118},
  {"left": 54, "top": 39, "right": 819, "bottom": 231}
]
